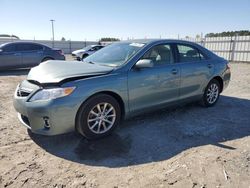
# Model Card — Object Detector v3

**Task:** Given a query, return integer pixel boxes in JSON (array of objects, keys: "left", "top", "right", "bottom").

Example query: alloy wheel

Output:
[
  {"left": 87, "top": 102, "right": 116, "bottom": 134},
  {"left": 206, "top": 83, "right": 219, "bottom": 104}
]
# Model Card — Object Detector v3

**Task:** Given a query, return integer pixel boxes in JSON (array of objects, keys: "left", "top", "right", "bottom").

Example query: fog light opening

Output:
[{"left": 43, "top": 117, "right": 50, "bottom": 129}]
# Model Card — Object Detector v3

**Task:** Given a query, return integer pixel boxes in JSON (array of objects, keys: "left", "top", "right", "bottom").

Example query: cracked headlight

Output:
[{"left": 29, "top": 87, "right": 75, "bottom": 102}]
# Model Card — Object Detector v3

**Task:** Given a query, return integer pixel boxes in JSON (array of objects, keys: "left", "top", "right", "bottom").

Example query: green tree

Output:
[
  {"left": 99, "top": 37, "right": 120, "bottom": 42},
  {"left": 205, "top": 30, "right": 250, "bottom": 37},
  {"left": 195, "top": 34, "right": 201, "bottom": 39}
]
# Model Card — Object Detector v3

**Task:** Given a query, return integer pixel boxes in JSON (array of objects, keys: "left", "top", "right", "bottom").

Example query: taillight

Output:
[{"left": 59, "top": 50, "right": 64, "bottom": 55}]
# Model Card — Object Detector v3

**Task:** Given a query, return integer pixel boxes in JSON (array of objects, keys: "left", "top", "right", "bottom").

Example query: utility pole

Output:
[{"left": 50, "top": 19, "right": 55, "bottom": 48}]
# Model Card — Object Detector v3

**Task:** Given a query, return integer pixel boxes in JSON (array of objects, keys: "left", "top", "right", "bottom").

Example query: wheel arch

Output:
[
  {"left": 97, "top": 91, "right": 125, "bottom": 119},
  {"left": 41, "top": 56, "right": 54, "bottom": 62},
  {"left": 75, "top": 90, "right": 126, "bottom": 130},
  {"left": 210, "top": 76, "right": 224, "bottom": 93}
]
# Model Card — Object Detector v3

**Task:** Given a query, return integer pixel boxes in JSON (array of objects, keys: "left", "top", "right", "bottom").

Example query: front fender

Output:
[{"left": 62, "top": 72, "right": 129, "bottom": 118}]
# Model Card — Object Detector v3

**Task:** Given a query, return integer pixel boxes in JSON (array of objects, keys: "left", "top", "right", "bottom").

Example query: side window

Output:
[
  {"left": 16, "top": 44, "right": 29, "bottom": 51},
  {"left": 199, "top": 52, "right": 206, "bottom": 60},
  {"left": 31, "top": 44, "right": 43, "bottom": 51},
  {"left": 3, "top": 44, "right": 16, "bottom": 52},
  {"left": 16, "top": 44, "right": 43, "bottom": 52},
  {"left": 97, "top": 46, "right": 104, "bottom": 50},
  {"left": 89, "top": 47, "right": 96, "bottom": 51},
  {"left": 141, "top": 44, "right": 174, "bottom": 66},
  {"left": 177, "top": 44, "right": 204, "bottom": 62}
]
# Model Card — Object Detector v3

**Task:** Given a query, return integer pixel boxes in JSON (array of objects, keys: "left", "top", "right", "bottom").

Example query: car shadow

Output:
[
  {"left": 0, "top": 69, "right": 30, "bottom": 76},
  {"left": 29, "top": 95, "right": 250, "bottom": 168}
]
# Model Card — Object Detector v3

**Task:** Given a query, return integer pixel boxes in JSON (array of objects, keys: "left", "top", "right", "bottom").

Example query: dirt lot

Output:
[{"left": 0, "top": 62, "right": 250, "bottom": 188}]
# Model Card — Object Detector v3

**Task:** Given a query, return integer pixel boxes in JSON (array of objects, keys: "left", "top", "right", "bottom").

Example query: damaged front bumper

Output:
[{"left": 13, "top": 82, "right": 79, "bottom": 136}]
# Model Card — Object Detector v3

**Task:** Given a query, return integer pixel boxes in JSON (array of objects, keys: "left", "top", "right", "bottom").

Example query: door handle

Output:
[
  {"left": 14, "top": 53, "right": 21, "bottom": 56},
  {"left": 171, "top": 69, "right": 178, "bottom": 75},
  {"left": 207, "top": 64, "right": 213, "bottom": 68}
]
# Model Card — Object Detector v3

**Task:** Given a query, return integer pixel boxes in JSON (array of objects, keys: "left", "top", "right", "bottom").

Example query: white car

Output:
[{"left": 72, "top": 45, "right": 104, "bottom": 60}]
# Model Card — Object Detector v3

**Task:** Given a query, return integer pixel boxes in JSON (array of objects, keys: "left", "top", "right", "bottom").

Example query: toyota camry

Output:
[{"left": 13, "top": 39, "right": 231, "bottom": 139}]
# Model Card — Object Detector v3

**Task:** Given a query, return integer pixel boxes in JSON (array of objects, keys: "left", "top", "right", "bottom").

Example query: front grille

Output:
[
  {"left": 16, "top": 87, "right": 33, "bottom": 97},
  {"left": 17, "top": 90, "right": 31, "bottom": 97}
]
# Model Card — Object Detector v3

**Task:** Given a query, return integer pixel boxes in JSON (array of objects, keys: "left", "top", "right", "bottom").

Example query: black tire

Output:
[
  {"left": 41, "top": 57, "right": 54, "bottom": 62},
  {"left": 201, "top": 79, "right": 221, "bottom": 107},
  {"left": 76, "top": 94, "right": 121, "bottom": 139},
  {"left": 81, "top": 54, "right": 89, "bottom": 60}
]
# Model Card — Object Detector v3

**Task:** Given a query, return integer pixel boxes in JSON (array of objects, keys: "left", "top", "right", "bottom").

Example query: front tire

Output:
[
  {"left": 201, "top": 79, "right": 221, "bottom": 107},
  {"left": 76, "top": 94, "right": 121, "bottom": 139}
]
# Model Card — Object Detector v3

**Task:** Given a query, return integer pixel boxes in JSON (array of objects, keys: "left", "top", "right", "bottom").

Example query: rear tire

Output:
[
  {"left": 201, "top": 79, "right": 221, "bottom": 107},
  {"left": 76, "top": 94, "right": 121, "bottom": 139}
]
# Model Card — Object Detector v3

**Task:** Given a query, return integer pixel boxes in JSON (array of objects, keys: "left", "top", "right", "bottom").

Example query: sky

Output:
[{"left": 1, "top": 0, "right": 250, "bottom": 41}]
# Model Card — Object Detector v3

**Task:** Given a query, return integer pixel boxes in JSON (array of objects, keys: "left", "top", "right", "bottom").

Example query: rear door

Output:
[
  {"left": 128, "top": 44, "right": 180, "bottom": 113},
  {"left": 175, "top": 44, "right": 214, "bottom": 99},
  {"left": 0, "top": 43, "right": 22, "bottom": 69},
  {"left": 16, "top": 43, "right": 43, "bottom": 67}
]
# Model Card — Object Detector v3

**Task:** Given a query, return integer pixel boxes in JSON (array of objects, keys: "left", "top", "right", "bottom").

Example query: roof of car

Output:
[
  {"left": 0, "top": 41, "right": 50, "bottom": 48},
  {"left": 120, "top": 39, "right": 198, "bottom": 45},
  {"left": 119, "top": 39, "right": 217, "bottom": 59}
]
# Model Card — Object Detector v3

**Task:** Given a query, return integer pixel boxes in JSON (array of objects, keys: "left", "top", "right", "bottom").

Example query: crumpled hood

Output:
[{"left": 27, "top": 60, "right": 113, "bottom": 84}]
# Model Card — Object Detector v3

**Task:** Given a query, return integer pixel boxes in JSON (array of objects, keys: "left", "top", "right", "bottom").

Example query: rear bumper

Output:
[{"left": 222, "top": 68, "right": 231, "bottom": 91}]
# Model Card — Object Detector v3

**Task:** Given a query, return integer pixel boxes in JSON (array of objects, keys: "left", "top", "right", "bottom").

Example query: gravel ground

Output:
[{"left": 0, "top": 62, "right": 250, "bottom": 188}]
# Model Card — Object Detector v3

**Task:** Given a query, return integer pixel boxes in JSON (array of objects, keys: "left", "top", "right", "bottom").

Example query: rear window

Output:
[{"left": 177, "top": 44, "right": 206, "bottom": 62}]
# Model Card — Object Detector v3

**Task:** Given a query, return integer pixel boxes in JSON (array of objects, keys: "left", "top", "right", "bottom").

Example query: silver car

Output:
[
  {"left": 0, "top": 42, "right": 65, "bottom": 70},
  {"left": 71, "top": 45, "right": 104, "bottom": 60},
  {"left": 13, "top": 39, "right": 231, "bottom": 139}
]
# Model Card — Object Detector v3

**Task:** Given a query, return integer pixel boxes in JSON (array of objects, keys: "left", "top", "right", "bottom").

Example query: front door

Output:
[{"left": 128, "top": 44, "right": 180, "bottom": 113}]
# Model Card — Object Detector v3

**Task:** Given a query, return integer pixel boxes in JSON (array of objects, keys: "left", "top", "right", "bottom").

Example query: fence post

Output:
[
  {"left": 202, "top": 37, "right": 206, "bottom": 47},
  {"left": 69, "top": 40, "right": 72, "bottom": 54},
  {"left": 231, "top": 35, "right": 237, "bottom": 61}
]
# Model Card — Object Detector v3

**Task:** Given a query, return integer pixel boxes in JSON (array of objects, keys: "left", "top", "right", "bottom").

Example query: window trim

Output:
[
  {"left": 174, "top": 43, "right": 209, "bottom": 63},
  {"left": 132, "top": 43, "right": 177, "bottom": 69}
]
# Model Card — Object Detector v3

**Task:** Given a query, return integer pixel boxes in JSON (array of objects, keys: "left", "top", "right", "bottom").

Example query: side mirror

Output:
[{"left": 135, "top": 59, "right": 153, "bottom": 69}]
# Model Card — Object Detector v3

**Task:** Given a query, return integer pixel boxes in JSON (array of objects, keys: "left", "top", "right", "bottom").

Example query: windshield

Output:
[
  {"left": 83, "top": 42, "right": 145, "bottom": 66},
  {"left": 82, "top": 46, "right": 92, "bottom": 50}
]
